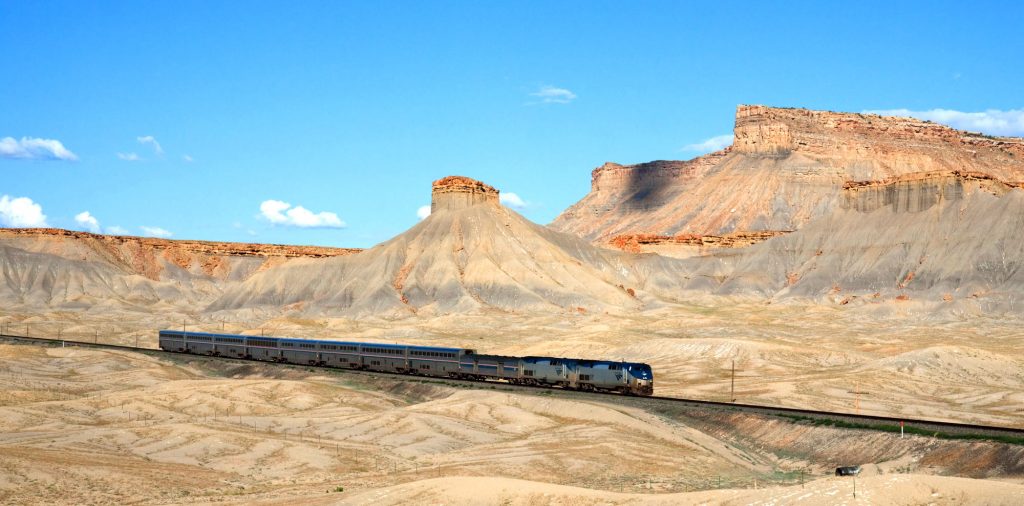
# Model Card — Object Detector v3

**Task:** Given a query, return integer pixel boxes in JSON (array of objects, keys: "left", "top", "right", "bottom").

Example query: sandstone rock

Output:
[
  {"left": 0, "top": 227, "right": 360, "bottom": 313},
  {"left": 431, "top": 176, "right": 500, "bottom": 212},
  {"left": 552, "top": 105, "right": 1024, "bottom": 243},
  {"left": 607, "top": 231, "right": 789, "bottom": 258}
]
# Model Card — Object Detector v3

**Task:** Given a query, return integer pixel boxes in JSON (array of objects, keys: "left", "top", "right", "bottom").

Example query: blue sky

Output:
[{"left": 2, "top": 1, "right": 1022, "bottom": 248}]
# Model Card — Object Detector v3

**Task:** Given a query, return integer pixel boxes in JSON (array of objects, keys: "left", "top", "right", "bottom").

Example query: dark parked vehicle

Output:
[{"left": 835, "top": 465, "right": 862, "bottom": 476}]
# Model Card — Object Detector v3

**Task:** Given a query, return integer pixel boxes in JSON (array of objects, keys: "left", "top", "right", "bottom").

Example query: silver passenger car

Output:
[{"left": 158, "top": 330, "right": 653, "bottom": 395}]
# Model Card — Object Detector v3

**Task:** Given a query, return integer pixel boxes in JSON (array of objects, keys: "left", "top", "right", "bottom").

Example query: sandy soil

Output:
[
  {"left": 0, "top": 342, "right": 1021, "bottom": 505},
  {"left": 335, "top": 474, "right": 1024, "bottom": 506},
  {"left": 4, "top": 300, "right": 1024, "bottom": 429}
]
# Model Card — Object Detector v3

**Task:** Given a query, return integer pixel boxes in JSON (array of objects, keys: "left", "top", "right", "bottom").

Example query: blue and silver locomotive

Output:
[{"left": 158, "top": 330, "right": 654, "bottom": 396}]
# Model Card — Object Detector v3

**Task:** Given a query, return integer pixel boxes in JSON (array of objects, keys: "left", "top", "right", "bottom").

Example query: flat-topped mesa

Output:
[
  {"left": 431, "top": 175, "right": 500, "bottom": 212},
  {"left": 552, "top": 104, "right": 1024, "bottom": 243},
  {"left": 733, "top": 104, "right": 1024, "bottom": 160}
]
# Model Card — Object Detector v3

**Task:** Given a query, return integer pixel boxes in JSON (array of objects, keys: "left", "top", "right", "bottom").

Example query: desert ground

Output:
[
  {"left": 2, "top": 304, "right": 1024, "bottom": 504},
  {"left": 5, "top": 297, "right": 1023, "bottom": 428}
]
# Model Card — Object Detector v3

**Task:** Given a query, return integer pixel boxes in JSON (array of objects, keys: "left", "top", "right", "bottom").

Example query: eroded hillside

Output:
[{"left": 552, "top": 105, "right": 1024, "bottom": 244}]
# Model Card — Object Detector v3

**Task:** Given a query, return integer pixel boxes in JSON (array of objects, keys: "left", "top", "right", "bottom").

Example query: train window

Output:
[
  {"left": 419, "top": 364, "right": 430, "bottom": 370},
  {"left": 524, "top": 370, "right": 534, "bottom": 377},
  {"left": 580, "top": 374, "right": 591, "bottom": 381},
  {"left": 609, "top": 364, "right": 620, "bottom": 370}
]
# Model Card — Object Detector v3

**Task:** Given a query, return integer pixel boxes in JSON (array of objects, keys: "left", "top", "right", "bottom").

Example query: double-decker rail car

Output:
[
  {"left": 158, "top": 330, "right": 653, "bottom": 395},
  {"left": 407, "top": 345, "right": 463, "bottom": 376},
  {"left": 460, "top": 354, "right": 521, "bottom": 381}
]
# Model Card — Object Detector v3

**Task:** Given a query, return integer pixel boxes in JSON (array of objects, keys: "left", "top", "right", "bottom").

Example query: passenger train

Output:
[{"left": 158, "top": 330, "right": 654, "bottom": 395}]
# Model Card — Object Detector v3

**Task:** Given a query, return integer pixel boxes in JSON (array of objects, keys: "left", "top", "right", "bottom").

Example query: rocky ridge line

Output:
[
  {"left": 0, "top": 228, "right": 361, "bottom": 258},
  {"left": 607, "top": 231, "right": 790, "bottom": 255}
]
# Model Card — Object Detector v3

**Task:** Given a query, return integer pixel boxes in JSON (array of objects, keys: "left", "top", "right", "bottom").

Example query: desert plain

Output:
[{"left": 3, "top": 299, "right": 1024, "bottom": 505}]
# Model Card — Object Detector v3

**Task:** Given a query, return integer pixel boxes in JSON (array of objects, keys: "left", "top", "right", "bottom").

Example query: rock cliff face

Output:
[
  {"left": 551, "top": 105, "right": 1024, "bottom": 243},
  {"left": 431, "top": 176, "right": 500, "bottom": 212},
  {"left": 676, "top": 169, "right": 1024, "bottom": 309},
  {"left": 0, "top": 228, "right": 360, "bottom": 312},
  {"left": 607, "top": 231, "right": 789, "bottom": 258},
  {"left": 0, "top": 228, "right": 359, "bottom": 281}
]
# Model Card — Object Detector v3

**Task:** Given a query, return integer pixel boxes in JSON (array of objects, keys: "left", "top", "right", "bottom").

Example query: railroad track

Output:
[{"left": 3, "top": 332, "right": 1023, "bottom": 444}]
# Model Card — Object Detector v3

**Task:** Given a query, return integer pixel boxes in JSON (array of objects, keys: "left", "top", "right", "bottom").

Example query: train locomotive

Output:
[{"left": 158, "top": 330, "right": 654, "bottom": 395}]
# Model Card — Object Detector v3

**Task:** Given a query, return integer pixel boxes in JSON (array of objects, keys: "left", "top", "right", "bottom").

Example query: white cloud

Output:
[
  {"left": 529, "top": 85, "right": 576, "bottom": 104},
  {"left": 864, "top": 108, "right": 1024, "bottom": 137},
  {"left": 117, "top": 152, "right": 141, "bottom": 161},
  {"left": 500, "top": 192, "right": 527, "bottom": 209},
  {"left": 259, "top": 199, "right": 346, "bottom": 228},
  {"left": 682, "top": 134, "right": 734, "bottom": 153},
  {"left": 106, "top": 225, "right": 128, "bottom": 235},
  {"left": 137, "top": 135, "right": 164, "bottom": 156},
  {"left": 139, "top": 226, "right": 172, "bottom": 238},
  {"left": 417, "top": 205, "right": 432, "bottom": 220},
  {"left": 0, "top": 195, "right": 48, "bottom": 227},
  {"left": 0, "top": 137, "right": 78, "bottom": 161},
  {"left": 74, "top": 211, "right": 101, "bottom": 233},
  {"left": 182, "top": 154, "right": 194, "bottom": 163}
]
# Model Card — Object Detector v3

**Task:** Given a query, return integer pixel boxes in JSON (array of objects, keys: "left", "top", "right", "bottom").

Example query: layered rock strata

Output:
[
  {"left": 552, "top": 105, "right": 1024, "bottom": 243},
  {"left": 607, "top": 231, "right": 790, "bottom": 258},
  {"left": 431, "top": 176, "right": 500, "bottom": 212},
  {"left": 683, "top": 169, "right": 1024, "bottom": 308},
  {"left": 0, "top": 228, "right": 360, "bottom": 258},
  {"left": 0, "top": 228, "right": 361, "bottom": 311}
]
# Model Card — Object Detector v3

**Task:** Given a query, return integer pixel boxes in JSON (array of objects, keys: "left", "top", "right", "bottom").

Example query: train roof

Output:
[
  {"left": 521, "top": 355, "right": 652, "bottom": 367},
  {"left": 158, "top": 330, "right": 465, "bottom": 351}
]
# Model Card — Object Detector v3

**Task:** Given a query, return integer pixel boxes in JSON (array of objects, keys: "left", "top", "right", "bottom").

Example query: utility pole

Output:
[
  {"left": 731, "top": 359, "right": 736, "bottom": 402},
  {"left": 855, "top": 381, "right": 861, "bottom": 415}
]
